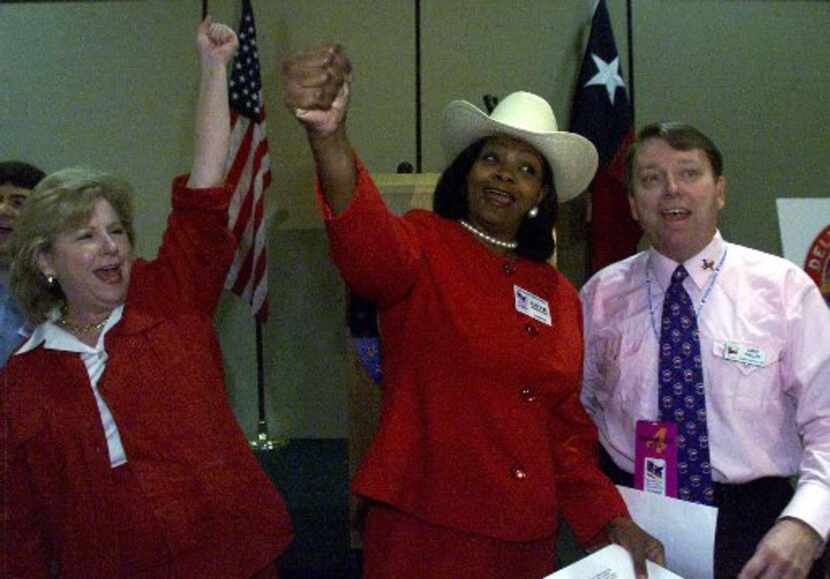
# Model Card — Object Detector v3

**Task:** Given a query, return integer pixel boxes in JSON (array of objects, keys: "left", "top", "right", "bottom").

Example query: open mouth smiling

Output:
[
  {"left": 482, "top": 187, "right": 515, "bottom": 207},
  {"left": 661, "top": 208, "right": 690, "bottom": 220},
  {"left": 94, "top": 264, "right": 124, "bottom": 284}
]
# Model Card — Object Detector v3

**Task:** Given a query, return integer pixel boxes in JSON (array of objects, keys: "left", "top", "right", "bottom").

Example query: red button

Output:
[
  {"left": 520, "top": 387, "right": 537, "bottom": 402},
  {"left": 502, "top": 262, "right": 516, "bottom": 274},
  {"left": 524, "top": 324, "right": 538, "bottom": 336},
  {"left": 511, "top": 466, "right": 528, "bottom": 480}
]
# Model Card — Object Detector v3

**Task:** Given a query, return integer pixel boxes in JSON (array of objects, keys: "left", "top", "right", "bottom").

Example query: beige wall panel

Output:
[{"left": 632, "top": 0, "right": 830, "bottom": 256}]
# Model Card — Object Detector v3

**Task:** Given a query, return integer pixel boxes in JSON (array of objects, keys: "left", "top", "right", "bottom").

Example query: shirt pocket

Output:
[
  {"left": 588, "top": 328, "right": 651, "bottom": 410},
  {"left": 709, "top": 337, "right": 784, "bottom": 414}
]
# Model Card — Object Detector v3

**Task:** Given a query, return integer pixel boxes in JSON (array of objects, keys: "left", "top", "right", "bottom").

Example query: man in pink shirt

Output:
[{"left": 581, "top": 122, "right": 830, "bottom": 579}]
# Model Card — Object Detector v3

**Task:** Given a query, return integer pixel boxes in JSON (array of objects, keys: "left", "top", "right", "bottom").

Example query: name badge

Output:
[
  {"left": 634, "top": 420, "right": 678, "bottom": 498},
  {"left": 514, "top": 285, "right": 552, "bottom": 326},
  {"left": 722, "top": 341, "right": 765, "bottom": 366}
]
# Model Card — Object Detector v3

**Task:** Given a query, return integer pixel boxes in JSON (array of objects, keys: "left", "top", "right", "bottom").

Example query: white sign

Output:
[{"left": 777, "top": 198, "right": 830, "bottom": 307}]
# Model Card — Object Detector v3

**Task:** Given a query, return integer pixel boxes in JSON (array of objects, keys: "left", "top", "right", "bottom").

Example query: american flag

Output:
[{"left": 225, "top": 0, "right": 270, "bottom": 322}]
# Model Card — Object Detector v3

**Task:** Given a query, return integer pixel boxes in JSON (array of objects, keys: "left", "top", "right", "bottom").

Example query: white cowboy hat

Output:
[{"left": 441, "top": 91, "right": 598, "bottom": 203}]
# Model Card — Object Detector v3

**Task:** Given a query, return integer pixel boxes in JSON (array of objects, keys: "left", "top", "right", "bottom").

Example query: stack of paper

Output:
[
  {"left": 546, "top": 544, "right": 683, "bottom": 579},
  {"left": 547, "top": 486, "right": 718, "bottom": 579}
]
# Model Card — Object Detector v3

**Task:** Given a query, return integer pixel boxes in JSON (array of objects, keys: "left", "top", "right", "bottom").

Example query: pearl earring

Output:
[{"left": 528, "top": 206, "right": 539, "bottom": 218}]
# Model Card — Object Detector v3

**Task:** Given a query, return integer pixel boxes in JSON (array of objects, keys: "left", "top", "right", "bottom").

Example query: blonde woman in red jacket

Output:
[
  {"left": 281, "top": 45, "right": 663, "bottom": 579},
  {"left": 1, "top": 19, "right": 291, "bottom": 578}
]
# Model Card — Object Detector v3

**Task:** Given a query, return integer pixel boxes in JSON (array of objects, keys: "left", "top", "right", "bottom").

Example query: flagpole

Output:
[
  {"left": 626, "top": 0, "right": 635, "bottom": 120},
  {"left": 584, "top": 0, "right": 598, "bottom": 279},
  {"left": 250, "top": 319, "right": 283, "bottom": 451},
  {"left": 256, "top": 321, "right": 265, "bottom": 423},
  {"left": 414, "top": 0, "right": 422, "bottom": 172}
]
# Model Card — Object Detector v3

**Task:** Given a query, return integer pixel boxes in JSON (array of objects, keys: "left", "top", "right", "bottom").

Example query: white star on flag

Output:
[{"left": 585, "top": 53, "right": 625, "bottom": 104}]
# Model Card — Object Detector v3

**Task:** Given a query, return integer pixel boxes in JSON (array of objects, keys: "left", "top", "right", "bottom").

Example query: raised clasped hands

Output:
[
  {"left": 281, "top": 43, "right": 352, "bottom": 137},
  {"left": 196, "top": 16, "right": 239, "bottom": 70}
]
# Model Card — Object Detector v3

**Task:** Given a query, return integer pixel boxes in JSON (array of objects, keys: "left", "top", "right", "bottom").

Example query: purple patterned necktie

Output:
[{"left": 658, "top": 265, "right": 714, "bottom": 505}]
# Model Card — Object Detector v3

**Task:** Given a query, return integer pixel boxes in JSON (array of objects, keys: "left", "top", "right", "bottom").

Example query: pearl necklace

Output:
[
  {"left": 57, "top": 316, "right": 109, "bottom": 334},
  {"left": 459, "top": 220, "right": 518, "bottom": 250}
]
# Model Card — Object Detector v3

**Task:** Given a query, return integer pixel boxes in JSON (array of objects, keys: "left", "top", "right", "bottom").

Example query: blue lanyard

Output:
[{"left": 645, "top": 247, "right": 728, "bottom": 342}]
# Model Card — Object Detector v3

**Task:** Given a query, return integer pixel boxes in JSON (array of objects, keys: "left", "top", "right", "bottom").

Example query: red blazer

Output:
[
  {"left": 322, "top": 160, "right": 628, "bottom": 544},
  {"left": 1, "top": 177, "right": 291, "bottom": 578}
]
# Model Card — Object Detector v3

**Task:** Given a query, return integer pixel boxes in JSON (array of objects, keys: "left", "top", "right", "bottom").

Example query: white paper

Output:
[
  {"left": 776, "top": 198, "right": 830, "bottom": 266},
  {"left": 616, "top": 486, "right": 717, "bottom": 579},
  {"left": 546, "top": 544, "right": 683, "bottom": 579}
]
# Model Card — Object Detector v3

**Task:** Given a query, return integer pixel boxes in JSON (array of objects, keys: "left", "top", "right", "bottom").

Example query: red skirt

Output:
[{"left": 362, "top": 503, "right": 557, "bottom": 579}]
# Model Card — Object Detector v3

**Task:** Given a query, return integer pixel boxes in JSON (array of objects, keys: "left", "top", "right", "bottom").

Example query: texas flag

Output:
[{"left": 570, "top": 0, "right": 641, "bottom": 275}]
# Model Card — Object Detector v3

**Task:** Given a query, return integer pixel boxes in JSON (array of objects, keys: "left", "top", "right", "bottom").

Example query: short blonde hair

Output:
[{"left": 10, "top": 167, "right": 135, "bottom": 323}]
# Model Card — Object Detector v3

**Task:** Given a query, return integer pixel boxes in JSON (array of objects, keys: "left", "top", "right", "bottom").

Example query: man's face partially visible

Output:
[
  {"left": 628, "top": 138, "right": 725, "bottom": 263},
  {"left": 0, "top": 183, "right": 32, "bottom": 265}
]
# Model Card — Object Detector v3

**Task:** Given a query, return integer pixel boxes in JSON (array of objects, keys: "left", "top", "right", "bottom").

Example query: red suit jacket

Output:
[
  {"left": 1, "top": 177, "right": 291, "bottom": 578},
  {"left": 322, "top": 159, "right": 628, "bottom": 545}
]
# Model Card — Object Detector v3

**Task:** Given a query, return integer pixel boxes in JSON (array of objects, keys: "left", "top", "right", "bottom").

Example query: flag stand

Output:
[
  {"left": 249, "top": 319, "right": 286, "bottom": 451},
  {"left": 213, "top": 0, "right": 282, "bottom": 452}
]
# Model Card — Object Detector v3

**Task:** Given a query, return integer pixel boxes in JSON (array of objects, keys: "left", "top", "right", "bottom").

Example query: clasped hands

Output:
[{"left": 281, "top": 43, "right": 351, "bottom": 137}]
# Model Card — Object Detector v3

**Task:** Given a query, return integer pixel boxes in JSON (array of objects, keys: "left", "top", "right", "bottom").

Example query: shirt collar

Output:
[
  {"left": 16, "top": 305, "right": 125, "bottom": 355},
  {"left": 648, "top": 231, "right": 725, "bottom": 291}
]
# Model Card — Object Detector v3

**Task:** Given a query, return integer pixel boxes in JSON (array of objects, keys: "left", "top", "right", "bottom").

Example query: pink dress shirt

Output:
[{"left": 581, "top": 232, "right": 830, "bottom": 540}]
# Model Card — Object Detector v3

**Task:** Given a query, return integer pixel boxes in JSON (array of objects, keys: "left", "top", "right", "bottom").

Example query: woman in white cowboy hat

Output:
[{"left": 282, "top": 44, "right": 663, "bottom": 579}]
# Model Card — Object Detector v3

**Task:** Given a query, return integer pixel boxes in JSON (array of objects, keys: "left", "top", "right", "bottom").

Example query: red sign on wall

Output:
[{"left": 804, "top": 225, "right": 830, "bottom": 306}]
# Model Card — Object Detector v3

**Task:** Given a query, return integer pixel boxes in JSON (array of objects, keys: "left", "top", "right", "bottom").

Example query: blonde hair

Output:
[{"left": 10, "top": 167, "right": 135, "bottom": 323}]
